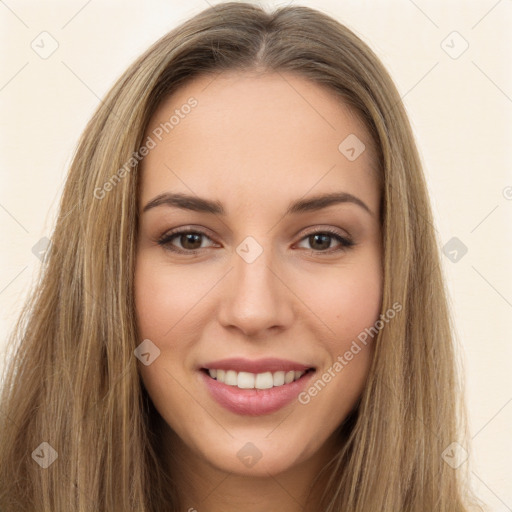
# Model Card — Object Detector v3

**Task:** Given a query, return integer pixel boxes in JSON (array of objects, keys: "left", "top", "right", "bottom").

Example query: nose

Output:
[{"left": 217, "top": 242, "right": 295, "bottom": 338}]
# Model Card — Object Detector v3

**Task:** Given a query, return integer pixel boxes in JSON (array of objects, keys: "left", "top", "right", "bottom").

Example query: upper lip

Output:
[{"left": 201, "top": 357, "right": 315, "bottom": 373}]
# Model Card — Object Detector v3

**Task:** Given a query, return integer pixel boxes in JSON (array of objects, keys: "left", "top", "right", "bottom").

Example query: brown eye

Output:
[
  {"left": 158, "top": 229, "right": 215, "bottom": 254},
  {"left": 176, "top": 232, "right": 203, "bottom": 251},
  {"left": 296, "top": 229, "right": 355, "bottom": 253},
  {"left": 308, "top": 233, "right": 333, "bottom": 251},
  {"left": 157, "top": 227, "right": 355, "bottom": 256}
]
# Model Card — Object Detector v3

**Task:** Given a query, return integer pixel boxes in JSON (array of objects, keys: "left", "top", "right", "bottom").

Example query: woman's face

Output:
[{"left": 134, "top": 70, "right": 382, "bottom": 477}]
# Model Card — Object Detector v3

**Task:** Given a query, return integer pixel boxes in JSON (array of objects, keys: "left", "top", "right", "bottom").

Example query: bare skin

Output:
[{"left": 134, "top": 70, "right": 383, "bottom": 511}]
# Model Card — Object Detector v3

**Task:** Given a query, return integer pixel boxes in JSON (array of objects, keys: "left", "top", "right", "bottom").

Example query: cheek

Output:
[
  {"left": 295, "top": 262, "right": 381, "bottom": 421},
  {"left": 134, "top": 259, "right": 197, "bottom": 425},
  {"left": 301, "top": 258, "right": 383, "bottom": 345},
  {"left": 134, "top": 257, "right": 207, "bottom": 341}
]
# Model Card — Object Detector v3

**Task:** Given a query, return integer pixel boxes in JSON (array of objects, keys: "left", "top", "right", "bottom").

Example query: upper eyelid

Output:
[
  {"left": 160, "top": 224, "right": 349, "bottom": 238},
  {"left": 159, "top": 226, "right": 217, "bottom": 244}
]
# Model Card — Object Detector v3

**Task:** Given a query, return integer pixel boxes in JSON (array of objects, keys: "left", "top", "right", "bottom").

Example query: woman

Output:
[{"left": 0, "top": 2, "right": 484, "bottom": 510}]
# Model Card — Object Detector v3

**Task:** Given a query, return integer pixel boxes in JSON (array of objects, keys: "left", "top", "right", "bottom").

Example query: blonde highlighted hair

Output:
[{"left": 0, "top": 2, "right": 484, "bottom": 510}]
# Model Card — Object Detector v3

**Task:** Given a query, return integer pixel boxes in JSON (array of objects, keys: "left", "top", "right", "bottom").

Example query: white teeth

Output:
[
  {"left": 255, "top": 372, "right": 273, "bottom": 389},
  {"left": 207, "top": 368, "right": 307, "bottom": 389},
  {"left": 225, "top": 370, "right": 237, "bottom": 386},
  {"left": 237, "top": 371, "right": 255, "bottom": 389},
  {"left": 273, "top": 371, "right": 285, "bottom": 386}
]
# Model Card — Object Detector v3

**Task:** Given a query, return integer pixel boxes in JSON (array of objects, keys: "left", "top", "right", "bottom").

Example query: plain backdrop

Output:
[{"left": 1, "top": 1, "right": 511, "bottom": 509}]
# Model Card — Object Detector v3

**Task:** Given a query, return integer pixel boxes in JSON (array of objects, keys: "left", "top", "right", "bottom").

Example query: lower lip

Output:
[{"left": 200, "top": 370, "right": 315, "bottom": 416}]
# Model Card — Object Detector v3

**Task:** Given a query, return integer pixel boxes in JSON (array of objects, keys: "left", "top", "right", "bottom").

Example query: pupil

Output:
[
  {"left": 183, "top": 233, "right": 201, "bottom": 249},
  {"left": 311, "top": 234, "right": 330, "bottom": 250}
]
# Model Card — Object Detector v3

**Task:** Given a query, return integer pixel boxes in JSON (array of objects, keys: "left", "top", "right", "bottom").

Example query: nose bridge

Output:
[
  {"left": 233, "top": 235, "right": 280, "bottom": 305},
  {"left": 218, "top": 235, "right": 292, "bottom": 335}
]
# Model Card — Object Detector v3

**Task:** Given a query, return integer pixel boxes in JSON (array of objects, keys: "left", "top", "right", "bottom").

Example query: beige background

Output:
[{"left": 1, "top": 1, "right": 511, "bottom": 509}]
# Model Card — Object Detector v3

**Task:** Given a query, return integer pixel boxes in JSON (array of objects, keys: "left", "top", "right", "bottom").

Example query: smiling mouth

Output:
[{"left": 201, "top": 368, "right": 315, "bottom": 390}]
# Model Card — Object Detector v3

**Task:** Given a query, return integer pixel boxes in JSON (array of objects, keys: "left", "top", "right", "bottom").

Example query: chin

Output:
[{"left": 201, "top": 440, "right": 310, "bottom": 477}]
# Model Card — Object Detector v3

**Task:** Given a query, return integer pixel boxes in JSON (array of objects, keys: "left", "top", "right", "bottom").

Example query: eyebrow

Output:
[{"left": 142, "top": 191, "right": 373, "bottom": 217}]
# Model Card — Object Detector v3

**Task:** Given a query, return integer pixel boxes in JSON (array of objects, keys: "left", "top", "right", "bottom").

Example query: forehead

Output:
[{"left": 139, "top": 70, "right": 380, "bottom": 216}]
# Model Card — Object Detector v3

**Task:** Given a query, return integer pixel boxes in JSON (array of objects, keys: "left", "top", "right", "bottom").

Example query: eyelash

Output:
[{"left": 156, "top": 226, "right": 355, "bottom": 256}]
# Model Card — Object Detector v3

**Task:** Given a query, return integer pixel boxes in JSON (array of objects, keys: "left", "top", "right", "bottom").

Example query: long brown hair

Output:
[{"left": 0, "top": 2, "right": 484, "bottom": 510}]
